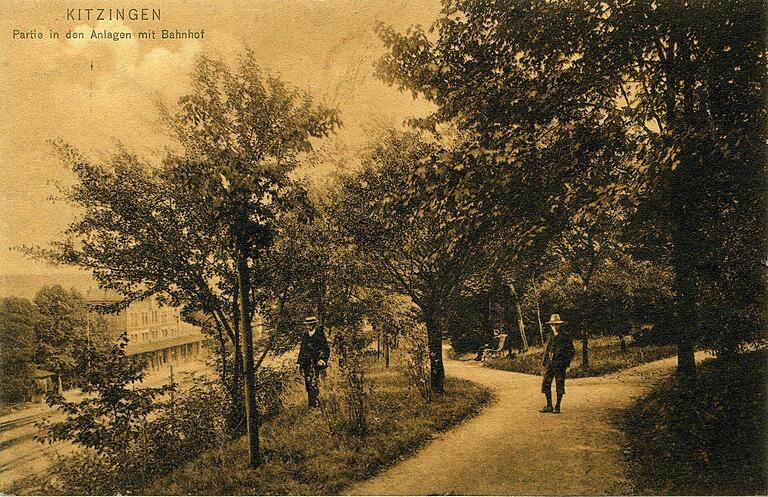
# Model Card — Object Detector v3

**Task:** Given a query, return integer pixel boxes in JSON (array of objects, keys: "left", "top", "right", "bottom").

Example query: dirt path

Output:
[{"left": 346, "top": 350, "right": 708, "bottom": 496}]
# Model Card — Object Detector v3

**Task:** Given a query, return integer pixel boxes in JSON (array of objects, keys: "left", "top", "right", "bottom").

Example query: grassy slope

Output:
[
  {"left": 483, "top": 335, "right": 677, "bottom": 377},
  {"left": 147, "top": 361, "right": 494, "bottom": 495},
  {"left": 621, "top": 349, "right": 767, "bottom": 495}
]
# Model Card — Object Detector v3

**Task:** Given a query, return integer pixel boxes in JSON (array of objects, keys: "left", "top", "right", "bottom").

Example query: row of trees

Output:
[
  {"left": 0, "top": 286, "right": 110, "bottom": 402},
  {"left": 446, "top": 255, "right": 676, "bottom": 357},
  {"left": 32, "top": 0, "right": 765, "bottom": 469},
  {"left": 373, "top": 0, "right": 766, "bottom": 371}
]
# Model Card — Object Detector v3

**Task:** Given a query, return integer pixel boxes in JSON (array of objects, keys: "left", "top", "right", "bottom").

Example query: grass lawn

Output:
[
  {"left": 146, "top": 356, "right": 494, "bottom": 495},
  {"left": 482, "top": 335, "right": 677, "bottom": 377},
  {"left": 620, "top": 348, "right": 767, "bottom": 495}
]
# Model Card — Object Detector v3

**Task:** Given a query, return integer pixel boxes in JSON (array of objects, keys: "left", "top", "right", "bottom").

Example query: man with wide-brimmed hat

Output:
[
  {"left": 540, "top": 313, "right": 575, "bottom": 414},
  {"left": 297, "top": 315, "right": 330, "bottom": 408}
]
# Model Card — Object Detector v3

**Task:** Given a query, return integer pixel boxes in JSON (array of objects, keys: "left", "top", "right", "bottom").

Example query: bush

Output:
[
  {"left": 445, "top": 294, "right": 495, "bottom": 355},
  {"left": 322, "top": 324, "right": 372, "bottom": 437},
  {"left": 254, "top": 367, "right": 292, "bottom": 420},
  {"left": 484, "top": 335, "right": 677, "bottom": 377},
  {"left": 145, "top": 363, "right": 494, "bottom": 495},
  {"left": 32, "top": 334, "right": 294, "bottom": 496},
  {"left": 35, "top": 369, "right": 293, "bottom": 495},
  {"left": 631, "top": 322, "right": 677, "bottom": 346},
  {"left": 622, "top": 349, "right": 767, "bottom": 495},
  {"left": 318, "top": 359, "right": 371, "bottom": 438},
  {"left": 142, "top": 375, "right": 231, "bottom": 479},
  {"left": 399, "top": 324, "right": 432, "bottom": 401}
]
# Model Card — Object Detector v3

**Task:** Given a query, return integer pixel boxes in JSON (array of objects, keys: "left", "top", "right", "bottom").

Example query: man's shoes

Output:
[
  {"left": 539, "top": 406, "right": 554, "bottom": 413},
  {"left": 553, "top": 407, "right": 561, "bottom": 414}
]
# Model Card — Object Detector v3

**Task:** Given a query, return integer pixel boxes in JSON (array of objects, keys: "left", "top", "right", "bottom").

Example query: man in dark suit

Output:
[
  {"left": 540, "top": 313, "right": 576, "bottom": 414},
  {"left": 297, "top": 316, "right": 330, "bottom": 408}
]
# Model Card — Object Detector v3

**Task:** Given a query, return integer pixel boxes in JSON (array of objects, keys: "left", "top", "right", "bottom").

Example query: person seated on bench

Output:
[{"left": 482, "top": 333, "right": 508, "bottom": 360}]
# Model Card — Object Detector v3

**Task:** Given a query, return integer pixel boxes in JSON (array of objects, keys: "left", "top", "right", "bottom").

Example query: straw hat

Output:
[
  {"left": 303, "top": 316, "right": 318, "bottom": 325},
  {"left": 546, "top": 313, "right": 565, "bottom": 325}
]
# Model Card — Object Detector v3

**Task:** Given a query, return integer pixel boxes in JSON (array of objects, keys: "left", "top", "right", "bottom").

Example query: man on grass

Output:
[
  {"left": 540, "top": 313, "right": 576, "bottom": 414},
  {"left": 297, "top": 315, "right": 330, "bottom": 408}
]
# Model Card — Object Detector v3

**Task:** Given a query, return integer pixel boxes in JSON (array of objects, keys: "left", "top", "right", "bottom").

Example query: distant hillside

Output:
[{"left": 0, "top": 273, "right": 98, "bottom": 300}]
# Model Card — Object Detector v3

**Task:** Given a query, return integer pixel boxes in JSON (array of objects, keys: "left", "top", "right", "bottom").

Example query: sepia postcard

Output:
[{"left": 1, "top": 0, "right": 765, "bottom": 495}]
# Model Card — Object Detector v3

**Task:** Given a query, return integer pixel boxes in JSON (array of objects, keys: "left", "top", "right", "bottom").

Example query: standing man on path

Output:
[
  {"left": 297, "top": 316, "right": 330, "bottom": 408},
  {"left": 540, "top": 314, "right": 575, "bottom": 414}
]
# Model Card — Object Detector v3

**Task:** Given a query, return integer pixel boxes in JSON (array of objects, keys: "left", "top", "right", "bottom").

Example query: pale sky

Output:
[{"left": 0, "top": 0, "right": 439, "bottom": 275}]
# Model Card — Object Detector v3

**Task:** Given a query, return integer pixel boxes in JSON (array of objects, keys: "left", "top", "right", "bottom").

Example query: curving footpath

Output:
[{"left": 345, "top": 349, "right": 709, "bottom": 496}]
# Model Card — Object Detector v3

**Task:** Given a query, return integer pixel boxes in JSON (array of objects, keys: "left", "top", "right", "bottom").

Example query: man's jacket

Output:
[
  {"left": 297, "top": 325, "right": 330, "bottom": 369},
  {"left": 542, "top": 331, "right": 576, "bottom": 370}
]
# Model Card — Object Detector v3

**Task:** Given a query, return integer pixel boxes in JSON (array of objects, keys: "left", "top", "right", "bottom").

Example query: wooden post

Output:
[{"left": 169, "top": 364, "right": 175, "bottom": 419}]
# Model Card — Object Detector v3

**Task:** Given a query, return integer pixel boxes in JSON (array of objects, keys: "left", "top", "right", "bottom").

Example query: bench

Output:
[{"left": 481, "top": 333, "right": 509, "bottom": 361}]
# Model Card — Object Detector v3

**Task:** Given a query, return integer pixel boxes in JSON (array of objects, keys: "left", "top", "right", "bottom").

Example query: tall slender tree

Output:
[
  {"left": 334, "top": 130, "right": 490, "bottom": 393},
  {"left": 34, "top": 50, "right": 340, "bottom": 467}
]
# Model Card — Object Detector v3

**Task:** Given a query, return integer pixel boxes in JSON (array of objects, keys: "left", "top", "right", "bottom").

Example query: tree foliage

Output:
[
  {"left": 38, "top": 335, "right": 172, "bottom": 454},
  {"left": 333, "top": 130, "right": 491, "bottom": 393},
  {"left": 33, "top": 285, "right": 111, "bottom": 388},
  {"left": 33, "top": 50, "right": 340, "bottom": 466},
  {"left": 0, "top": 297, "right": 39, "bottom": 403},
  {"left": 376, "top": 0, "right": 767, "bottom": 372}
]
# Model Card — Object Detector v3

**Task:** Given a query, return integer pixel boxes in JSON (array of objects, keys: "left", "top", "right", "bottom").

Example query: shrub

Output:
[
  {"left": 322, "top": 324, "right": 371, "bottom": 437},
  {"left": 622, "top": 349, "right": 767, "bottom": 495},
  {"left": 445, "top": 294, "right": 495, "bottom": 355},
  {"left": 254, "top": 366, "right": 292, "bottom": 420},
  {"left": 142, "top": 375, "right": 230, "bottom": 478},
  {"left": 35, "top": 334, "right": 294, "bottom": 495},
  {"left": 145, "top": 367, "right": 493, "bottom": 495},
  {"left": 399, "top": 324, "right": 432, "bottom": 401},
  {"left": 37, "top": 369, "right": 294, "bottom": 495},
  {"left": 484, "top": 335, "right": 677, "bottom": 377}
]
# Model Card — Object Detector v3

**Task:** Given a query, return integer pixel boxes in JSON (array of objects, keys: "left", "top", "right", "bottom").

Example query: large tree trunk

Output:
[
  {"left": 237, "top": 246, "right": 260, "bottom": 468},
  {"left": 424, "top": 313, "right": 445, "bottom": 394},
  {"left": 670, "top": 149, "right": 699, "bottom": 378},
  {"left": 582, "top": 331, "right": 589, "bottom": 370},
  {"left": 667, "top": 31, "right": 699, "bottom": 379},
  {"left": 672, "top": 254, "right": 698, "bottom": 377},
  {"left": 231, "top": 317, "right": 246, "bottom": 435},
  {"left": 218, "top": 325, "right": 245, "bottom": 437}
]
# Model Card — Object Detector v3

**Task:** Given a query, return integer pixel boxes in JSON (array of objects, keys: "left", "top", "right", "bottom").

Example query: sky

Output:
[{"left": 0, "top": 0, "right": 439, "bottom": 276}]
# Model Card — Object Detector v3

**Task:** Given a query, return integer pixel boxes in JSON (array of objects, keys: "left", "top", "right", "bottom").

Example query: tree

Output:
[
  {"left": 0, "top": 297, "right": 38, "bottom": 402},
  {"left": 375, "top": 0, "right": 766, "bottom": 376},
  {"left": 38, "top": 335, "right": 173, "bottom": 494},
  {"left": 334, "top": 130, "right": 490, "bottom": 393},
  {"left": 33, "top": 50, "right": 340, "bottom": 467},
  {"left": 374, "top": 2, "right": 642, "bottom": 354},
  {"left": 595, "top": 0, "right": 767, "bottom": 368},
  {"left": 32, "top": 285, "right": 111, "bottom": 388}
]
